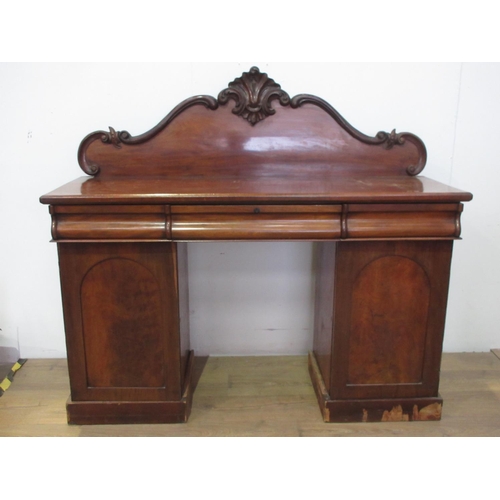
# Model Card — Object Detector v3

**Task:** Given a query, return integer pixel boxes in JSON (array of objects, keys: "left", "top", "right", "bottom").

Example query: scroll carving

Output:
[
  {"left": 77, "top": 66, "right": 427, "bottom": 177},
  {"left": 290, "top": 95, "right": 427, "bottom": 175},
  {"left": 77, "top": 96, "right": 218, "bottom": 175},
  {"left": 379, "top": 129, "right": 427, "bottom": 175},
  {"left": 217, "top": 66, "right": 290, "bottom": 125}
]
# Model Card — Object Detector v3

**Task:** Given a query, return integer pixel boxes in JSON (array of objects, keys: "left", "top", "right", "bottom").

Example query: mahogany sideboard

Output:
[{"left": 40, "top": 67, "right": 472, "bottom": 424}]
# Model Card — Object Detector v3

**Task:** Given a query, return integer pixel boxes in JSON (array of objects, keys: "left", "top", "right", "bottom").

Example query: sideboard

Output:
[{"left": 40, "top": 67, "right": 472, "bottom": 424}]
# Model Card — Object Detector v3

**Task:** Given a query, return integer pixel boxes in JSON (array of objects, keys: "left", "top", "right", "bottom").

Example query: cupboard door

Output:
[
  {"left": 330, "top": 241, "right": 453, "bottom": 400},
  {"left": 58, "top": 242, "right": 181, "bottom": 402}
]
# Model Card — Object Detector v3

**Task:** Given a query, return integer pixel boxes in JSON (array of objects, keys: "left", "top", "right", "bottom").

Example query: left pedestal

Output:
[{"left": 57, "top": 242, "right": 192, "bottom": 424}]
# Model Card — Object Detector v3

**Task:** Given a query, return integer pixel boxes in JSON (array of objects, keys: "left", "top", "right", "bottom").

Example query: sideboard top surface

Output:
[{"left": 40, "top": 174, "right": 472, "bottom": 206}]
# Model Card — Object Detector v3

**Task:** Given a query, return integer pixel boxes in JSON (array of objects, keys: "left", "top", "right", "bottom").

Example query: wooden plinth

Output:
[
  {"left": 67, "top": 350, "right": 194, "bottom": 425},
  {"left": 308, "top": 352, "right": 442, "bottom": 423}
]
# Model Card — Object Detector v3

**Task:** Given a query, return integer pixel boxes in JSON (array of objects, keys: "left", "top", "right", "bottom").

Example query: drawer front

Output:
[
  {"left": 51, "top": 205, "right": 170, "bottom": 241},
  {"left": 345, "top": 203, "right": 462, "bottom": 239},
  {"left": 49, "top": 203, "right": 463, "bottom": 242},
  {"left": 171, "top": 205, "right": 342, "bottom": 240}
]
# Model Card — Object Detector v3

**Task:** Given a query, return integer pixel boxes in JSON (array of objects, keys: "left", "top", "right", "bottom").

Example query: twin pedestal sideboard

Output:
[{"left": 40, "top": 67, "right": 472, "bottom": 424}]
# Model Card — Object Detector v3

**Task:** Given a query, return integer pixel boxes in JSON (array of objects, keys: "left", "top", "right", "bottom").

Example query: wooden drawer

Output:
[
  {"left": 50, "top": 205, "right": 170, "bottom": 241},
  {"left": 49, "top": 203, "right": 463, "bottom": 242},
  {"left": 171, "top": 205, "right": 342, "bottom": 240},
  {"left": 345, "top": 203, "right": 462, "bottom": 239}
]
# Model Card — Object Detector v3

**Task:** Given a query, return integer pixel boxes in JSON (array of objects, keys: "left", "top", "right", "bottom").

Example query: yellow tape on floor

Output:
[{"left": 0, "top": 359, "right": 27, "bottom": 396}]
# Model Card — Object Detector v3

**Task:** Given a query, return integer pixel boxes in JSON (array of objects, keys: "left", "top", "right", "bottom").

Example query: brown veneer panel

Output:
[
  {"left": 330, "top": 240, "right": 453, "bottom": 401},
  {"left": 54, "top": 213, "right": 169, "bottom": 240},
  {"left": 85, "top": 104, "right": 421, "bottom": 178},
  {"left": 81, "top": 258, "right": 166, "bottom": 388},
  {"left": 40, "top": 175, "right": 472, "bottom": 206},
  {"left": 347, "top": 255, "right": 430, "bottom": 384},
  {"left": 176, "top": 242, "right": 190, "bottom": 389},
  {"left": 58, "top": 242, "right": 181, "bottom": 402},
  {"left": 171, "top": 213, "right": 341, "bottom": 240},
  {"left": 312, "top": 242, "right": 336, "bottom": 392},
  {"left": 347, "top": 211, "right": 459, "bottom": 238}
]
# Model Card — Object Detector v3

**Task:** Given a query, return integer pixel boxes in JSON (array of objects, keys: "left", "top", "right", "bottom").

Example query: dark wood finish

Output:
[
  {"left": 67, "top": 350, "right": 195, "bottom": 424},
  {"left": 57, "top": 242, "right": 193, "bottom": 423},
  {"left": 345, "top": 203, "right": 462, "bottom": 239},
  {"left": 81, "top": 102, "right": 426, "bottom": 178},
  {"left": 40, "top": 175, "right": 471, "bottom": 206},
  {"left": 309, "top": 351, "right": 442, "bottom": 422},
  {"left": 171, "top": 205, "right": 341, "bottom": 241},
  {"left": 176, "top": 242, "right": 191, "bottom": 390},
  {"left": 312, "top": 242, "right": 336, "bottom": 393},
  {"left": 51, "top": 205, "right": 170, "bottom": 241},
  {"left": 311, "top": 240, "right": 452, "bottom": 422},
  {"left": 40, "top": 66, "right": 472, "bottom": 424},
  {"left": 331, "top": 241, "right": 453, "bottom": 400},
  {"left": 75, "top": 67, "right": 428, "bottom": 178}
]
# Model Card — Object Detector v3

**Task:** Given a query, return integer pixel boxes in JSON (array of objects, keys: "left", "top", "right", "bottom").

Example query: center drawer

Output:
[{"left": 171, "top": 205, "right": 342, "bottom": 241}]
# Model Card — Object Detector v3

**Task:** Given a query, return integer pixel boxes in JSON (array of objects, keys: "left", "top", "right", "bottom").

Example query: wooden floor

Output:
[{"left": 1, "top": 353, "right": 500, "bottom": 436}]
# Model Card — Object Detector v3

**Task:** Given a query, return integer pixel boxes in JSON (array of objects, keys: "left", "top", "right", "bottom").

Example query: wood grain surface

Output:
[
  {"left": 39, "top": 66, "right": 473, "bottom": 425},
  {"left": 1, "top": 353, "right": 499, "bottom": 436}
]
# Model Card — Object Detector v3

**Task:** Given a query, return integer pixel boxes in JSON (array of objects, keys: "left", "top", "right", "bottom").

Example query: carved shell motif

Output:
[{"left": 218, "top": 66, "right": 290, "bottom": 125}]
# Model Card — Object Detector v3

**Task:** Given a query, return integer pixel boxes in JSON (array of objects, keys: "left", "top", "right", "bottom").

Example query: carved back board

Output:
[{"left": 78, "top": 67, "right": 427, "bottom": 179}]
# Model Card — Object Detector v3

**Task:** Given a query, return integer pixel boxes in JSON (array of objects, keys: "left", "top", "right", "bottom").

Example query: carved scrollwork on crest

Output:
[
  {"left": 100, "top": 127, "right": 124, "bottom": 148},
  {"left": 78, "top": 127, "right": 126, "bottom": 175},
  {"left": 77, "top": 67, "right": 427, "bottom": 177},
  {"left": 382, "top": 129, "right": 405, "bottom": 149},
  {"left": 290, "top": 95, "right": 427, "bottom": 176},
  {"left": 77, "top": 96, "right": 218, "bottom": 175},
  {"left": 218, "top": 66, "right": 290, "bottom": 125},
  {"left": 375, "top": 129, "right": 428, "bottom": 175}
]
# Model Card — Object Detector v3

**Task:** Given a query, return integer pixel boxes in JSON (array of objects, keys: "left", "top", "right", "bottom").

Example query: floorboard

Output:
[{"left": 1, "top": 353, "right": 500, "bottom": 437}]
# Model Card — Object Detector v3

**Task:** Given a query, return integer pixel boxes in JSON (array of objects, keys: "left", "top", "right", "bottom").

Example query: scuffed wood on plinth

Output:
[{"left": 308, "top": 352, "right": 442, "bottom": 423}]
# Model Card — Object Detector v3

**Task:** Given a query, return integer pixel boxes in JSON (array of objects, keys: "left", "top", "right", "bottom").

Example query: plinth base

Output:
[
  {"left": 308, "top": 352, "right": 443, "bottom": 423},
  {"left": 66, "top": 351, "right": 194, "bottom": 425}
]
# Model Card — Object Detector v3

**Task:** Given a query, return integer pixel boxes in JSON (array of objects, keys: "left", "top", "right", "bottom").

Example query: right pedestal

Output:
[{"left": 311, "top": 240, "right": 453, "bottom": 422}]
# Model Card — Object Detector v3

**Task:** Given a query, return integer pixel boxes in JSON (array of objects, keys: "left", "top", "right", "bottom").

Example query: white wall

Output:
[{"left": 0, "top": 62, "right": 498, "bottom": 358}]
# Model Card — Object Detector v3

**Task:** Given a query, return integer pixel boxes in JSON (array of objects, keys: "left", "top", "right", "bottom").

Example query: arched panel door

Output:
[
  {"left": 81, "top": 257, "right": 166, "bottom": 388},
  {"left": 329, "top": 240, "right": 453, "bottom": 402},
  {"left": 348, "top": 255, "right": 430, "bottom": 385},
  {"left": 58, "top": 242, "right": 182, "bottom": 404}
]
